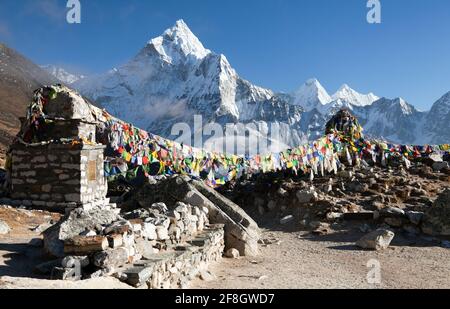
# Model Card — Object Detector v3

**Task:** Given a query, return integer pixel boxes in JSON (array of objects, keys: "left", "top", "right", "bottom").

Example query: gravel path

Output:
[
  {"left": 1, "top": 206, "right": 449, "bottom": 289},
  {"left": 192, "top": 225, "right": 450, "bottom": 289}
]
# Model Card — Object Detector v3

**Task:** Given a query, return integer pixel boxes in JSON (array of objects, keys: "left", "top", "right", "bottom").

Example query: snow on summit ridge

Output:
[
  {"left": 147, "top": 19, "right": 211, "bottom": 63},
  {"left": 332, "top": 84, "right": 379, "bottom": 107},
  {"left": 292, "top": 78, "right": 332, "bottom": 111},
  {"left": 71, "top": 20, "right": 449, "bottom": 148}
]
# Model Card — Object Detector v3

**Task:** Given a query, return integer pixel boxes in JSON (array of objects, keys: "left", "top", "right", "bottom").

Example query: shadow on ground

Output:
[
  {"left": 0, "top": 241, "right": 48, "bottom": 279},
  {"left": 245, "top": 206, "right": 443, "bottom": 251}
]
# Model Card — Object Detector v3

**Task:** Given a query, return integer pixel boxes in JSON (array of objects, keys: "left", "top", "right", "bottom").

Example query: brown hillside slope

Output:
[{"left": 0, "top": 43, "right": 58, "bottom": 165}]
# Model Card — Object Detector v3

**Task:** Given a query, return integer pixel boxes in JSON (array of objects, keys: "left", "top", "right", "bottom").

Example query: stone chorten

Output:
[{"left": 9, "top": 85, "right": 110, "bottom": 210}]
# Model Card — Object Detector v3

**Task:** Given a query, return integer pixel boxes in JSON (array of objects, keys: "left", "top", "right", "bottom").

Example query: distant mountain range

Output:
[
  {"left": 41, "top": 65, "right": 85, "bottom": 85},
  {"left": 67, "top": 20, "right": 449, "bottom": 149},
  {"left": 1, "top": 20, "right": 449, "bottom": 157}
]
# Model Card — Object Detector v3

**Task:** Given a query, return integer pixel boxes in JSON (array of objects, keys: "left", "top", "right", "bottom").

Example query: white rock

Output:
[
  {"left": 80, "top": 230, "right": 97, "bottom": 237},
  {"left": 277, "top": 188, "right": 288, "bottom": 197},
  {"left": 142, "top": 223, "right": 157, "bottom": 240},
  {"left": 296, "top": 189, "right": 318, "bottom": 204},
  {"left": 382, "top": 207, "right": 405, "bottom": 216},
  {"left": 199, "top": 270, "right": 216, "bottom": 282},
  {"left": 0, "top": 220, "right": 11, "bottom": 235},
  {"left": 132, "top": 224, "right": 142, "bottom": 233},
  {"left": 280, "top": 215, "right": 295, "bottom": 225},
  {"left": 356, "top": 229, "right": 395, "bottom": 251},
  {"left": 225, "top": 248, "right": 240, "bottom": 259},
  {"left": 156, "top": 226, "right": 169, "bottom": 240}
]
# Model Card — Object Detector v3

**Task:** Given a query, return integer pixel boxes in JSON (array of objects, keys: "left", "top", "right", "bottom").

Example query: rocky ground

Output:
[
  {"left": 0, "top": 158, "right": 449, "bottom": 289},
  {"left": 0, "top": 207, "right": 60, "bottom": 279},
  {"left": 192, "top": 226, "right": 450, "bottom": 289},
  {"left": 219, "top": 159, "right": 450, "bottom": 239},
  {"left": 2, "top": 207, "right": 449, "bottom": 289},
  {"left": 0, "top": 198, "right": 223, "bottom": 289}
]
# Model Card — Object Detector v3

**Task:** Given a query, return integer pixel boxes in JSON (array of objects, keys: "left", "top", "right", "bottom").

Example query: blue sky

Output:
[{"left": 0, "top": 0, "right": 449, "bottom": 110}]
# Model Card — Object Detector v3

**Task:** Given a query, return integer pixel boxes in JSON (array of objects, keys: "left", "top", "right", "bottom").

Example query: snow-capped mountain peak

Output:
[
  {"left": 332, "top": 84, "right": 379, "bottom": 107},
  {"left": 395, "top": 97, "right": 414, "bottom": 115},
  {"left": 41, "top": 65, "right": 85, "bottom": 85},
  {"left": 431, "top": 91, "right": 450, "bottom": 112},
  {"left": 425, "top": 91, "right": 450, "bottom": 144},
  {"left": 72, "top": 20, "right": 449, "bottom": 150},
  {"left": 292, "top": 78, "right": 332, "bottom": 111},
  {"left": 147, "top": 19, "right": 210, "bottom": 64}
]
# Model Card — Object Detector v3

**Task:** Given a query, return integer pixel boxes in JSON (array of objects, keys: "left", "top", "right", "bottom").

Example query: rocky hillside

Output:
[{"left": 0, "top": 43, "right": 58, "bottom": 163}]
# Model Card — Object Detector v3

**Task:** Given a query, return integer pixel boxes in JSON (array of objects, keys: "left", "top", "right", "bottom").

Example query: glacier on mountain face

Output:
[
  {"left": 63, "top": 19, "right": 449, "bottom": 153},
  {"left": 292, "top": 78, "right": 331, "bottom": 111},
  {"left": 73, "top": 20, "right": 308, "bottom": 154}
]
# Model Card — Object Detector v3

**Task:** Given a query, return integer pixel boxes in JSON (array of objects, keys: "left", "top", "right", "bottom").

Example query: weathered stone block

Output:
[
  {"left": 41, "top": 184, "right": 52, "bottom": 193},
  {"left": 31, "top": 156, "right": 46, "bottom": 164}
]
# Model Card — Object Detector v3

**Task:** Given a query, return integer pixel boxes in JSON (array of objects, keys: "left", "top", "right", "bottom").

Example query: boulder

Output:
[
  {"left": 337, "top": 170, "right": 353, "bottom": 179},
  {"left": 155, "top": 226, "right": 169, "bottom": 241},
  {"left": 134, "top": 238, "right": 158, "bottom": 260},
  {"left": 93, "top": 247, "right": 129, "bottom": 269},
  {"left": 191, "top": 179, "right": 261, "bottom": 256},
  {"left": 380, "top": 206, "right": 405, "bottom": 217},
  {"left": 356, "top": 229, "right": 395, "bottom": 251},
  {"left": 347, "top": 181, "right": 369, "bottom": 193},
  {"left": 0, "top": 219, "right": 10, "bottom": 235},
  {"left": 432, "top": 161, "right": 449, "bottom": 172},
  {"left": 405, "top": 211, "right": 424, "bottom": 225},
  {"left": 141, "top": 222, "right": 157, "bottom": 240},
  {"left": 296, "top": 188, "right": 318, "bottom": 204},
  {"left": 224, "top": 248, "right": 240, "bottom": 259},
  {"left": 43, "top": 207, "right": 119, "bottom": 258},
  {"left": 422, "top": 189, "right": 450, "bottom": 236},
  {"left": 199, "top": 270, "right": 216, "bottom": 282},
  {"left": 149, "top": 202, "right": 168, "bottom": 214}
]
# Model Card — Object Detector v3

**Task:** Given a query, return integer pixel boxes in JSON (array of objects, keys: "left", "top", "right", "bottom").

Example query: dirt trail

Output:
[
  {"left": 191, "top": 224, "right": 450, "bottom": 289},
  {"left": 1, "top": 207, "right": 449, "bottom": 289}
]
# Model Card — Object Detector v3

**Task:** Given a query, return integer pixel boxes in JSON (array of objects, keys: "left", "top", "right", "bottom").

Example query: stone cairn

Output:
[
  {"left": 42, "top": 200, "right": 225, "bottom": 288},
  {"left": 7, "top": 85, "right": 110, "bottom": 211},
  {"left": 1, "top": 85, "right": 260, "bottom": 288}
]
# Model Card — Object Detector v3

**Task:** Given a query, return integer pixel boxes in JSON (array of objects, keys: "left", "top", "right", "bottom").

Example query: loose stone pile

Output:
[
  {"left": 40, "top": 199, "right": 224, "bottom": 288},
  {"left": 222, "top": 153, "right": 450, "bottom": 250},
  {"left": 123, "top": 175, "right": 261, "bottom": 257}
]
